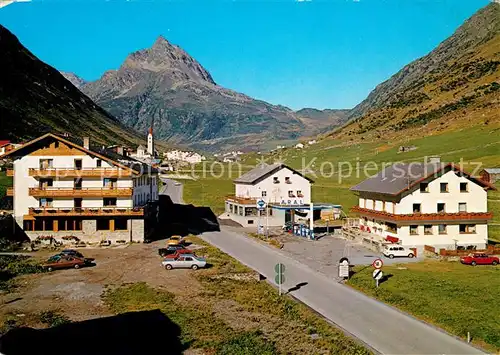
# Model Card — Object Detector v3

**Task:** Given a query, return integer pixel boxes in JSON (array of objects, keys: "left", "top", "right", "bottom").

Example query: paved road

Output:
[
  {"left": 201, "top": 227, "right": 484, "bottom": 355},
  {"left": 159, "top": 178, "right": 183, "bottom": 204}
]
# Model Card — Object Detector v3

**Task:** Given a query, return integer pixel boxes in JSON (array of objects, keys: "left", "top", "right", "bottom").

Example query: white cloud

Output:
[{"left": 0, "top": 0, "right": 31, "bottom": 8}]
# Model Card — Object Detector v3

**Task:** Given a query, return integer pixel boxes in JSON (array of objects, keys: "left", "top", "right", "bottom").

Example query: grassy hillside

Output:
[{"left": 334, "top": 3, "right": 499, "bottom": 144}]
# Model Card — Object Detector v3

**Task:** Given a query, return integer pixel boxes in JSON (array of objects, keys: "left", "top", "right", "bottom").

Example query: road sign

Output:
[
  {"left": 257, "top": 199, "right": 267, "bottom": 210},
  {"left": 275, "top": 263, "right": 285, "bottom": 295},
  {"left": 373, "top": 269, "right": 383, "bottom": 288},
  {"left": 372, "top": 269, "right": 383, "bottom": 280},
  {"left": 372, "top": 258, "right": 383, "bottom": 269},
  {"left": 338, "top": 257, "right": 350, "bottom": 279}
]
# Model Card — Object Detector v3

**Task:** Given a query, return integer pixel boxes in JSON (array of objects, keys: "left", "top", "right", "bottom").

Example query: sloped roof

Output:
[
  {"left": 351, "top": 162, "right": 495, "bottom": 195},
  {"left": 234, "top": 163, "right": 314, "bottom": 184},
  {"left": 0, "top": 140, "right": 10, "bottom": 147},
  {"left": 1, "top": 133, "right": 157, "bottom": 175},
  {"left": 483, "top": 168, "right": 500, "bottom": 174}
]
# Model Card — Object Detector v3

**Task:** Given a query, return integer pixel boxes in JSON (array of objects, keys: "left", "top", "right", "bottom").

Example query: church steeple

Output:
[{"left": 147, "top": 126, "right": 154, "bottom": 156}]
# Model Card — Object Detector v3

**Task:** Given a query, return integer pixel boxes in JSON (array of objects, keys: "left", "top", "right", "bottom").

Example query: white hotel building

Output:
[
  {"left": 4, "top": 133, "right": 159, "bottom": 243},
  {"left": 223, "top": 164, "right": 313, "bottom": 227},
  {"left": 350, "top": 162, "right": 495, "bottom": 252}
]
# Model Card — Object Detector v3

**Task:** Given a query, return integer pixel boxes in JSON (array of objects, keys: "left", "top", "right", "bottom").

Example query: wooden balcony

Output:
[
  {"left": 351, "top": 206, "right": 493, "bottom": 223},
  {"left": 28, "top": 168, "right": 132, "bottom": 178},
  {"left": 29, "top": 187, "right": 133, "bottom": 197},
  {"left": 225, "top": 195, "right": 257, "bottom": 205},
  {"left": 6, "top": 187, "right": 14, "bottom": 196},
  {"left": 6, "top": 169, "right": 13, "bottom": 177},
  {"left": 27, "top": 207, "right": 143, "bottom": 217}
]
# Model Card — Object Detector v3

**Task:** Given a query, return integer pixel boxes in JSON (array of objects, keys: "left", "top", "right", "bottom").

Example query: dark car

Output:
[
  {"left": 158, "top": 245, "right": 188, "bottom": 257},
  {"left": 43, "top": 255, "right": 94, "bottom": 271},
  {"left": 59, "top": 249, "right": 85, "bottom": 258}
]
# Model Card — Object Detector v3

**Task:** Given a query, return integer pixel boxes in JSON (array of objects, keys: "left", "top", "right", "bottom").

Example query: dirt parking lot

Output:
[{"left": 0, "top": 242, "right": 197, "bottom": 322}]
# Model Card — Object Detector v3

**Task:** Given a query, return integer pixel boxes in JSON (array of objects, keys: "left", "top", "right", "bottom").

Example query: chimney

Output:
[
  {"left": 428, "top": 156, "right": 441, "bottom": 164},
  {"left": 117, "top": 146, "right": 124, "bottom": 156},
  {"left": 83, "top": 137, "right": 90, "bottom": 150}
]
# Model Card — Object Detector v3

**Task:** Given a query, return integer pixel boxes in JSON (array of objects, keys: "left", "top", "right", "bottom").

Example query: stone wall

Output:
[{"left": 23, "top": 218, "right": 145, "bottom": 244}]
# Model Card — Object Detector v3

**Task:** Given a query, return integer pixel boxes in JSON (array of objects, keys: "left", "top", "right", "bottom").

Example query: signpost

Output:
[
  {"left": 372, "top": 258, "right": 383, "bottom": 269},
  {"left": 372, "top": 269, "right": 383, "bottom": 288},
  {"left": 256, "top": 199, "right": 266, "bottom": 235},
  {"left": 338, "top": 257, "right": 350, "bottom": 279},
  {"left": 275, "top": 263, "right": 286, "bottom": 296}
]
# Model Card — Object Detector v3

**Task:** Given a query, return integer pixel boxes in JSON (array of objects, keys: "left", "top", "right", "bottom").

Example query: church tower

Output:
[{"left": 147, "top": 127, "right": 154, "bottom": 156}]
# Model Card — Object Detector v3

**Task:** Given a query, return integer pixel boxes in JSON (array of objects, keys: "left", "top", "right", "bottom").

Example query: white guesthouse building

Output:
[
  {"left": 350, "top": 162, "right": 495, "bottom": 252},
  {"left": 223, "top": 164, "right": 313, "bottom": 226},
  {"left": 4, "top": 133, "right": 159, "bottom": 243}
]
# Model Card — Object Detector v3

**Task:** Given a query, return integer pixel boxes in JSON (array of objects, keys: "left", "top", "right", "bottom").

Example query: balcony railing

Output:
[
  {"left": 29, "top": 187, "right": 133, "bottom": 197},
  {"left": 351, "top": 206, "right": 493, "bottom": 222},
  {"left": 225, "top": 195, "right": 257, "bottom": 205},
  {"left": 27, "top": 207, "right": 143, "bottom": 217},
  {"left": 6, "top": 169, "right": 13, "bottom": 177},
  {"left": 6, "top": 187, "right": 14, "bottom": 196},
  {"left": 28, "top": 168, "right": 132, "bottom": 177}
]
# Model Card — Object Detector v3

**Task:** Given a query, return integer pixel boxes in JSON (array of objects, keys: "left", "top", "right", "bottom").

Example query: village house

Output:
[
  {"left": 480, "top": 168, "right": 500, "bottom": 185},
  {"left": 3, "top": 133, "right": 159, "bottom": 243},
  {"left": 164, "top": 150, "right": 206, "bottom": 164},
  {"left": 350, "top": 160, "right": 495, "bottom": 253},
  {"left": 0, "top": 140, "right": 18, "bottom": 156},
  {"left": 222, "top": 163, "right": 313, "bottom": 227}
]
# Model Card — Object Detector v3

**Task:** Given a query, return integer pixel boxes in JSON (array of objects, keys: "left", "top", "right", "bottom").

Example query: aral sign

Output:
[{"left": 280, "top": 199, "right": 304, "bottom": 206}]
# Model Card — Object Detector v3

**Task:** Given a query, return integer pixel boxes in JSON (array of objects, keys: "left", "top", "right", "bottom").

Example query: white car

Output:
[
  {"left": 161, "top": 254, "right": 207, "bottom": 270},
  {"left": 383, "top": 245, "right": 415, "bottom": 259}
]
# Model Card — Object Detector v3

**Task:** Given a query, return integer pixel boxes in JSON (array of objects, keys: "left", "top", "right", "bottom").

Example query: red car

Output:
[
  {"left": 43, "top": 254, "right": 93, "bottom": 271},
  {"left": 460, "top": 253, "right": 499, "bottom": 266},
  {"left": 163, "top": 249, "right": 195, "bottom": 260}
]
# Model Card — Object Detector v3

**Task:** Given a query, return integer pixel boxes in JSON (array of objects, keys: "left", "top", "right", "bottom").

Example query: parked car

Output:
[
  {"left": 43, "top": 255, "right": 94, "bottom": 271},
  {"left": 162, "top": 249, "right": 195, "bottom": 260},
  {"left": 167, "top": 235, "right": 184, "bottom": 246},
  {"left": 158, "top": 245, "right": 188, "bottom": 257},
  {"left": 59, "top": 249, "right": 84, "bottom": 258},
  {"left": 161, "top": 254, "right": 207, "bottom": 270},
  {"left": 460, "top": 253, "right": 499, "bottom": 266},
  {"left": 383, "top": 245, "right": 415, "bottom": 259}
]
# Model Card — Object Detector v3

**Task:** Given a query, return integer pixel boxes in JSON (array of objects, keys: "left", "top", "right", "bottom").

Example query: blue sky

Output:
[{"left": 0, "top": 0, "right": 490, "bottom": 110}]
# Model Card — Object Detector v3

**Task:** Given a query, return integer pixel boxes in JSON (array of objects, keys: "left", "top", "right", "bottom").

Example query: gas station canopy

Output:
[{"left": 269, "top": 203, "right": 342, "bottom": 210}]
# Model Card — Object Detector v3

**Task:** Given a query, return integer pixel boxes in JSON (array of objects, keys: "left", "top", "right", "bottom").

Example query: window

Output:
[
  {"left": 437, "top": 203, "right": 446, "bottom": 213},
  {"left": 424, "top": 225, "right": 433, "bottom": 235},
  {"left": 460, "top": 182, "right": 468, "bottom": 192},
  {"left": 115, "top": 218, "right": 128, "bottom": 231},
  {"left": 410, "top": 225, "right": 418, "bottom": 235},
  {"left": 103, "top": 178, "right": 117, "bottom": 188},
  {"left": 261, "top": 191, "right": 267, "bottom": 197},
  {"left": 297, "top": 190, "right": 303, "bottom": 197},
  {"left": 39, "top": 198, "right": 53, "bottom": 207},
  {"left": 273, "top": 177, "right": 279, "bottom": 184},
  {"left": 382, "top": 201, "right": 386, "bottom": 212},
  {"left": 386, "top": 223, "right": 397, "bottom": 233},
  {"left": 420, "top": 183, "right": 429, "bottom": 193},
  {"left": 438, "top": 224, "right": 447, "bottom": 234},
  {"left": 58, "top": 218, "right": 82, "bottom": 231},
  {"left": 458, "top": 202, "right": 467, "bottom": 212},
  {"left": 285, "top": 177, "right": 291, "bottom": 184},
  {"left": 413, "top": 203, "right": 421, "bottom": 213},
  {"left": 74, "top": 198, "right": 82, "bottom": 208},
  {"left": 74, "top": 159, "right": 82, "bottom": 170},
  {"left": 96, "top": 219, "right": 110, "bottom": 231},
  {"left": 440, "top": 182, "right": 448, "bottom": 193},
  {"left": 39, "top": 159, "right": 53, "bottom": 169},
  {"left": 104, "top": 198, "right": 117, "bottom": 206},
  {"left": 96, "top": 159, "right": 102, "bottom": 168},
  {"left": 74, "top": 178, "right": 82, "bottom": 189},
  {"left": 247, "top": 220, "right": 254, "bottom": 225},
  {"left": 39, "top": 179, "right": 53, "bottom": 189},
  {"left": 460, "top": 224, "right": 476, "bottom": 234},
  {"left": 288, "top": 190, "right": 295, "bottom": 197}
]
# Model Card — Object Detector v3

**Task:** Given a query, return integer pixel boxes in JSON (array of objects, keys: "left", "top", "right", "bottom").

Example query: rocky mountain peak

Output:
[
  {"left": 120, "top": 35, "right": 216, "bottom": 85},
  {"left": 60, "top": 71, "right": 86, "bottom": 88}
]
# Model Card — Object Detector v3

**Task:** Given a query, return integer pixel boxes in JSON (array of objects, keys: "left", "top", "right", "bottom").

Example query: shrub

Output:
[{"left": 38, "top": 310, "right": 71, "bottom": 327}]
